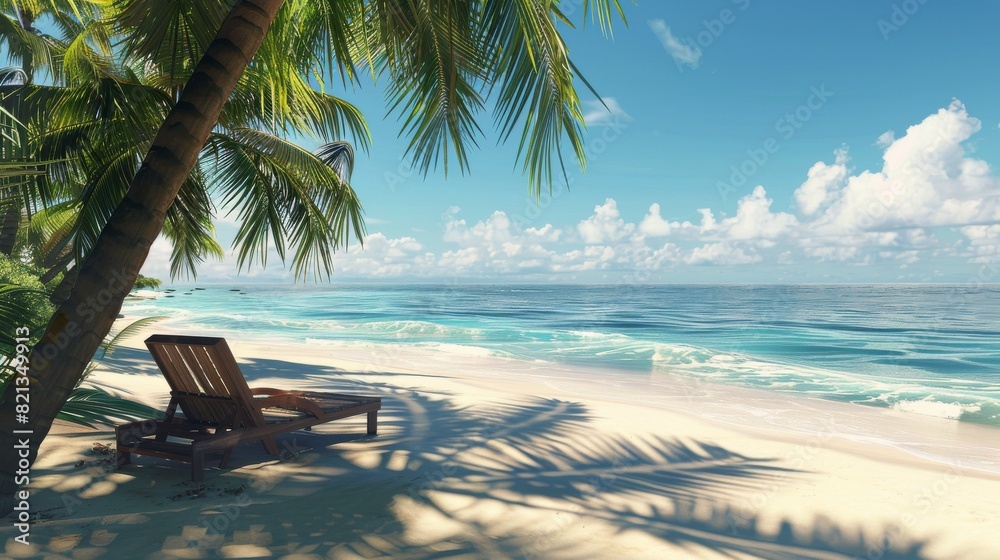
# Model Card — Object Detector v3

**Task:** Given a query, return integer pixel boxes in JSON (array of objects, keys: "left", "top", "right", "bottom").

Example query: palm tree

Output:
[
  {"left": 1, "top": 1, "right": 367, "bottom": 283},
  {"left": 0, "top": 0, "right": 629, "bottom": 515}
]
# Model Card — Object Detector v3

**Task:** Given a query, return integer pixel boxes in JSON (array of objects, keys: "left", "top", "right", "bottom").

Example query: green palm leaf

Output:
[
  {"left": 163, "top": 165, "right": 224, "bottom": 279},
  {"left": 114, "top": 0, "right": 229, "bottom": 89},
  {"left": 315, "top": 140, "right": 355, "bottom": 183},
  {"left": 367, "top": 0, "right": 487, "bottom": 176},
  {"left": 56, "top": 387, "right": 160, "bottom": 429},
  {"left": 206, "top": 128, "right": 364, "bottom": 280},
  {"left": 96, "top": 315, "right": 166, "bottom": 362}
]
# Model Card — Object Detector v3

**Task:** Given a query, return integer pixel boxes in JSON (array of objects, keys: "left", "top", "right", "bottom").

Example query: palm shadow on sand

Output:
[{"left": 11, "top": 355, "right": 935, "bottom": 559}]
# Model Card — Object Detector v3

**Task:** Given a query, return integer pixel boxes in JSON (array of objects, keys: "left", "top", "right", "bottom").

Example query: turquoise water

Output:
[{"left": 122, "top": 284, "right": 1000, "bottom": 426}]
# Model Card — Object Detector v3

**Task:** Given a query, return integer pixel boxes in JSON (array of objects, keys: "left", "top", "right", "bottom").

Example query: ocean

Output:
[{"left": 120, "top": 283, "right": 1000, "bottom": 429}]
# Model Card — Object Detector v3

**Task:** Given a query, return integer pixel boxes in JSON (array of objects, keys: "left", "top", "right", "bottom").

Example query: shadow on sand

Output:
[{"left": 5, "top": 355, "right": 936, "bottom": 559}]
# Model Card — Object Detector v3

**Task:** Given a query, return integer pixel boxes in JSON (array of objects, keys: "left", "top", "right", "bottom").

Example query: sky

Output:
[{"left": 141, "top": 1, "right": 1000, "bottom": 284}]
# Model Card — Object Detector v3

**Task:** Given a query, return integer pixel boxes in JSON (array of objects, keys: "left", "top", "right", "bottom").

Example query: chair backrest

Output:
[{"left": 145, "top": 334, "right": 266, "bottom": 428}]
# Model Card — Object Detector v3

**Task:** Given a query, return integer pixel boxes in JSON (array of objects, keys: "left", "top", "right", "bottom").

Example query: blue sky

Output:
[{"left": 141, "top": 1, "right": 1000, "bottom": 284}]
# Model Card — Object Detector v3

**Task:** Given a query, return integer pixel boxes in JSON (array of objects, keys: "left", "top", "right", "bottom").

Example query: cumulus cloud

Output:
[
  {"left": 332, "top": 233, "right": 431, "bottom": 277},
  {"left": 444, "top": 208, "right": 561, "bottom": 246},
  {"left": 648, "top": 20, "right": 701, "bottom": 68},
  {"left": 804, "top": 246, "right": 860, "bottom": 262},
  {"left": 806, "top": 100, "right": 1000, "bottom": 234},
  {"left": 719, "top": 186, "right": 798, "bottom": 241},
  {"left": 960, "top": 225, "right": 1000, "bottom": 263},
  {"left": 794, "top": 147, "right": 849, "bottom": 216},
  {"left": 139, "top": 236, "right": 175, "bottom": 280},
  {"left": 577, "top": 199, "right": 634, "bottom": 244},
  {"left": 639, "top": 203, "right": 672, "bottom": 237}
]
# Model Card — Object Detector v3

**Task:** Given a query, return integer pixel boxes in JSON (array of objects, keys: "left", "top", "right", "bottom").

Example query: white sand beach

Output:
[{"left": 4, "top": 326, "right": 1000, "bottom": 559}]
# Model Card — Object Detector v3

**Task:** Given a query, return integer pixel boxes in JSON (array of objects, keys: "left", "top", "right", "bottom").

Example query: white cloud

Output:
[
  {"left": 444, "top": 210, "right": 515, "bottom": 245},
  {"left": 808, "top": 100, "right": 1000, "bottom": 233},
  {"left": 804, "top": 246, "right": 860, "bottom": 262},
  {"left": 686, "top": 242, "right": 761, "bottom": 265},
  {"left": 583, "top": 97, "right": 633, "bottom": 127},
  {"left": 332, "top": 233, "right": 430, "bottom": 277},
  {"left": 695, "top": 208, "right": 716, "bottom": 233},
  {"left": 577, "top": 199, "right": 634, "bottom": 244},
  {"left": 638, "top": 203, "right": 672, "bottom": 237},
  {"left": 648, "top": 20, "right": 701, "bottom": 68},
  {"left": 438, "top": 247, "right": 480, "bottom": 272},
  {"left": 794, "top": 147, "right": 849, "bottom": 216},
  {"left": 638, "top": 242, "right": 682, "bottom": 269},
  {"left": 138, "top": 236, "right": 175, "bottom": 280},
  {"left": 876, "top": 130, "right": 895, "bottom": 149},
  {"left": 552, "top": 246, "right": 616, "bottom": 272},
  {"left": 960, "top": 225, "right": 1000, "bottom": 263},
  {"left": 720, "top": 186, "right": 798, "bottom": 241}
]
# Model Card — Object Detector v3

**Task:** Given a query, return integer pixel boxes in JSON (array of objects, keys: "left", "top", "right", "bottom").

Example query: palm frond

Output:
[
  {"left": 225, "top": 65, "right": 371, "bottom": 149},
  {"left": 0, "top": 10, "right": 58, "bottom": 81},
  {"left": 115, "top": 0, "right": 229, "bottom": 88},
  {"left": 564, "top": 0, "right": 629, "bottom": 35},
  {"left": 97, "top": 315, "right": 165, "bottom": 361},
  {"left": 223, "top": 4, "right": 371, "bottom": 149},
  {"left": 61, "top": 16, "right": 115, "bottom": 84},
  {"left": 206, "top": 128, "right": 364, "bottom": 280},
  {"left": 162, "top": 164, "right": 223, "bottom": 279},
  {"left": 315, "top": 140, "right": 355, "bottom": 183},
  {"left": 56, "top": 387, "right": 160, "bottom": 429},
  {"left": 21, "top": 199, "right": 76, "bottom": 266},
  {"left": 366, "top": 0, "right": 487, "bottom": 176},
  {"left": 290, "top": 0, "right": 364, "bottom": 86},
  {"left": 482, "top": 0, "right": 588, "bottom": 197},
  {"left": 0, "top": 283, "right": 44, "bottom": 339}
]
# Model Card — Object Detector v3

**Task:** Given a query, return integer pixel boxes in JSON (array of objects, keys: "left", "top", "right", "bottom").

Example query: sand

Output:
[{"left": 3, "top": 326, "right": 1000, "bottom": 559}]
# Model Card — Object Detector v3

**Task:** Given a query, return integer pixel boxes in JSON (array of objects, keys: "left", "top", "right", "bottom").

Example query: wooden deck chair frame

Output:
[{"left": 116, "top": 334, "right": 381, "bottom": 481}]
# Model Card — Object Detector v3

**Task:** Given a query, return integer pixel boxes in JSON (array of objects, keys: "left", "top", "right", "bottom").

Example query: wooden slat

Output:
[
  {"left": 177, "top": 344, "right": 218, "bottom": 395},
  {"left": 161, "top": 344, "right": 213, "bottom": 420},
  {"left": 149, "top": 342, "right": 203, "bottom": 420},
  {"left": 158, "top": 344, "right": 197, "bottom": 393},
  {"left": 206, "top": 340, "right": 266, "bottom": 429},
  {"left": 195, "top": 344, "right": 228, "bottom": 395}
]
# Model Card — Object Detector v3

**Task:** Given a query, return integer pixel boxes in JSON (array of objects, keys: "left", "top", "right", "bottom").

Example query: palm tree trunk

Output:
[{"left": 0, "top": 0, "right": 286, "bottom": 516}]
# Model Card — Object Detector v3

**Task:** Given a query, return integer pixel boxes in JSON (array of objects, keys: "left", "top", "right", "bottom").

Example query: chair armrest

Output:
[
  {"left": 253, "top": 394, "right": 325, "bottom": 418},
  {"left": 250, "top": 387, "right": 284, "bottom": 396}
]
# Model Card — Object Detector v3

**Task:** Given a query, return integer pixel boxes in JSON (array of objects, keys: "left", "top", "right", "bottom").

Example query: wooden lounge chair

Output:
[{"left": 115, "top": 334, "right": 381, "bottom": 481}]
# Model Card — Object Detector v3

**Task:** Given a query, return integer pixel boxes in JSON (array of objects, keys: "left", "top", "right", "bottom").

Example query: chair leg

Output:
[
  {"left": 367, "top": 411, "right": 378, "bottom": 435},
  {"left": 262, "top": 436, "right": 279, "bottom": 455},
  {"left": 220, "top": 446, "right": 234, "bottom": 468},
  {"left": 117, "top": 449, "right": 131, "bottom": 466}
]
